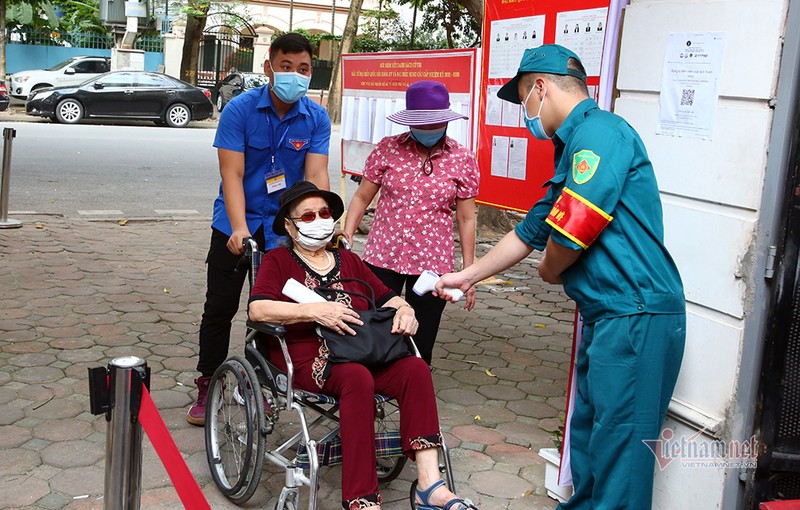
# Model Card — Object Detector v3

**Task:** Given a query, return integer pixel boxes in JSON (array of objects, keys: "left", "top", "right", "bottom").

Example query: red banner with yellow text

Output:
[{"left": 340, "top": 49, "right": 479, "bottom": 176}]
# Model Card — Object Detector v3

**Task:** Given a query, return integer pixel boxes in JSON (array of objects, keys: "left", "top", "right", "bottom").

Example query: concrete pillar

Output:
[
  {"left": 162, "top": 21, "right": 185, "bottom": 78},
  {"left": 111, "top": 48, "right": 145, "bottom": 71},
  {"left": 253, "top": 26, "right": 274, "bottom": 73}
]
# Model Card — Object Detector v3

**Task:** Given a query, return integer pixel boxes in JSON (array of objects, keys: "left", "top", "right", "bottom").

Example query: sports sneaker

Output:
[{"left": 186, "top": 376, "right": 211, "bottom": 426}]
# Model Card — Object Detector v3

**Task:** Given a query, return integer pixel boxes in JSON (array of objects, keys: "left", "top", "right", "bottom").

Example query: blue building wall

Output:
[{"left": 7, "top": 45, "right": 163, "bottom": 74}]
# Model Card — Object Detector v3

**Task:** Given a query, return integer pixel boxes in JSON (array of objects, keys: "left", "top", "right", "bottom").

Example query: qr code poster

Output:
[
  {"left": 657, "top": 32, "right": 726, "bottom": 141},
  {"left": 680, "top": 88, "right": 695, "bottom": 106}
]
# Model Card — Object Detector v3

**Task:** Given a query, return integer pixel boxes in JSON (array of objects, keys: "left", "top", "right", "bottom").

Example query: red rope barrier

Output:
[{"left": 139, "top": 386, "right": 211, "bottom": 510}]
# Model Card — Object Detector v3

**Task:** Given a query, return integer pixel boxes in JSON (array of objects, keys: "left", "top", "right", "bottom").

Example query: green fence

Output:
[
  {"left": 7, "top": 28, "right": 114, "bottom": 49},
  {"left": 7, "top": 29, "right": 163, "bottom": 52},
  {"left": 134, "top": 36, "right": 164, "bottom": 52}
]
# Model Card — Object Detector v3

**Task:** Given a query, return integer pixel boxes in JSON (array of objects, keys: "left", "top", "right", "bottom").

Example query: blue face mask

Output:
[
  {"left": 410, "top": 127, "right": 447, "bottom": 148},
  {"left": 270, "top": 64, "right": 311, "bottom": 104},
  {"left": 523, "top": 86, "right": 551, "bottom": 141}
]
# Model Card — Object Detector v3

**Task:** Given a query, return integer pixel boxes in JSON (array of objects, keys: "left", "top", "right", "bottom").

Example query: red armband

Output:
[{"left": 545, "top": 187, "right": 613, "bottom": 249}]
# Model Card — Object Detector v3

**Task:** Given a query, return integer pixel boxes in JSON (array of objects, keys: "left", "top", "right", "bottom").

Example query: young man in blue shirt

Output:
[
  {"left": 437, "top": 45, "right": 685, "bottom": 509},
  {"left": 188, "top": 32, "right": 331, "bottom": 425}
]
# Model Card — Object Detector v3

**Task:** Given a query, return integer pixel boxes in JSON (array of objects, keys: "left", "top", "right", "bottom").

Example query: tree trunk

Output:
[
  {"left": 0, "top": 0, "right": 6, "bottom": 81},
  {"left": 377, "top": 0, "right": 382, "bottom": 40},
  {"left": 410, "top": 4, "right": 417, "bottom": 48},
  {"left": 179, "top": 6, "right": 209, "bottom": 85},
  {"left": 454, "top": 0, "right": 482, "bottom": 25},
  {"left": 326, "top": 0, "right": 363, "bottom": 124},
  {"left": 445, "top": 24, "right": 454, "bottom": 49}
]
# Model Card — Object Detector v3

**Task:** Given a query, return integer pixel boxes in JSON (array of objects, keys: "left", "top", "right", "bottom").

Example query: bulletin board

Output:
[
  {"left": 476, "top": 0, "right": 614, "bottom": 212},
  {"left": 340, "top": 49, "right": 480, "bottom": 176}
]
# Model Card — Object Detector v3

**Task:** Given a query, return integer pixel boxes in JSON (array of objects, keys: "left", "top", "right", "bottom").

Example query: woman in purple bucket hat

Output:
[{"left": 343, "top": 80, "right": 480, "bottom": 366}]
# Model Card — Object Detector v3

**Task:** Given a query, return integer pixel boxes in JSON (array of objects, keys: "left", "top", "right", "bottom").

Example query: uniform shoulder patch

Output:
[{"left": 572, "top": 150, "right": 600, "bottom": 184}]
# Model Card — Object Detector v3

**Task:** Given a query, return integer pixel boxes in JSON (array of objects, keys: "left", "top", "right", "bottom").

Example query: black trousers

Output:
[
  {"left": 197, "top": 227, "right": 265, "bottom": 377},
  {"left": 366, "top": 263, "right": 447, "bottom": 365}
]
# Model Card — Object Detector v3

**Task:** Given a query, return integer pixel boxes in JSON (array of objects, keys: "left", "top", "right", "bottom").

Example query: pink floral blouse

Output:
[{"left": 362, "top": 132, "right": 480, "bottom": 275}]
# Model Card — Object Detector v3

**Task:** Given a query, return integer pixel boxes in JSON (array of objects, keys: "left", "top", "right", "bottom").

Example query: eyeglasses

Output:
[{"left": 290, "top": 207, "right": 332, "bottom": 223}]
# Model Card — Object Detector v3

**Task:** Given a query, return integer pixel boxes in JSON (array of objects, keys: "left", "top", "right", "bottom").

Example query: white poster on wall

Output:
[
  {"left": 657, "top": 32, "right": 726, "bottom": 141},
  {"left": 488, "top": 15, "right": 546, "bottom": 79},
  {"left": 490, "top": 136, "right": 510, "bottom": 178},
  {"left": 554, "top": 7, "right": 609, "bottom": 77}
]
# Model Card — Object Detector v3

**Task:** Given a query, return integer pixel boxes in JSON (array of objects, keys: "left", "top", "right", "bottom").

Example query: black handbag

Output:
[{"left": 314, "top": 278, "right": 412, "bottom": 367}]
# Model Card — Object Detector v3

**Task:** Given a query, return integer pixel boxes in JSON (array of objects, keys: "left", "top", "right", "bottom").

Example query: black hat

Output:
[{"left": 272, "top": 181, "right": 344, "bottom": 236}]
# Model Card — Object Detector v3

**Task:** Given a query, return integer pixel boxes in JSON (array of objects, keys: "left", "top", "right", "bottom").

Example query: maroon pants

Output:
[{"left": 293, "top": 356, "right": 440, "bottom": 504}]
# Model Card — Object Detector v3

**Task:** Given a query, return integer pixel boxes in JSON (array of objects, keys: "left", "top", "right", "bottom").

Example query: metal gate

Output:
[
  {"left": 197, "top": 13, "right": 256, "bottom": 89},
  {"left": 751, "top": 85, "right": 800, "bottom": 505}
]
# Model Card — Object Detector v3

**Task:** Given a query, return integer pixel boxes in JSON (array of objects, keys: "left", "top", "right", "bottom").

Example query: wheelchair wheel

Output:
[
  {"left": 275, "top": 496, "right": 297, "bottom": 510},
  {"left": 375, "top": 400, "right": 407, "bottom": 483},
  {"left": 409, "top": 480, "right": 419, "bottom": 510},
  {"left": 205, "top": 355, "right": 266, "bottom": 504}
]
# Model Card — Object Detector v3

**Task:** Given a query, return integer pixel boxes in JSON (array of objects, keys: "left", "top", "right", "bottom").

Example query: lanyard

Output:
[{"left": 270, "top": 116, "right": 296, "bottom": 168}]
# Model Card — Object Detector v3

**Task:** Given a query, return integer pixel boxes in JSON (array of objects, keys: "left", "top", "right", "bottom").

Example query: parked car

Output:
[
  {"left": 0, "top": 83, "right": 9, "bottom": 112},
  {"left": 26, "top": 71, "right": 214, "bottom": 128},
  {"left": 214, "top": 72, "right": 268, "bottom": 111},
  {"left": 7, "top": 56, "right": 110, "bottom": 100}
]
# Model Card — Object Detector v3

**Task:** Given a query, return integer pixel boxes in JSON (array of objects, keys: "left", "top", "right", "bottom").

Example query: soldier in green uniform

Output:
[{"left": 437, "top": 45, "right": 686, "bottom": 509}]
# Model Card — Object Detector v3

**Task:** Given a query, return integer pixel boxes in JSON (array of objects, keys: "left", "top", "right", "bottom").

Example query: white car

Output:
[{"left": 7, "top": 56, "right": 111, "bottom": 100}]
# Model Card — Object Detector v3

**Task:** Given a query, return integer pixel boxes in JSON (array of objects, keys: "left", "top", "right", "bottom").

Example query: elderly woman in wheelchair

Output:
[{"left": 233, "top": 181, "right": 477, "bottom": 510}]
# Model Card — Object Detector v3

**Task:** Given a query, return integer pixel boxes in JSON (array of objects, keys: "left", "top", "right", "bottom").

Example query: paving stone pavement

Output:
[{"left": 0, "top": 215, "right": 576, "bottom": 510}]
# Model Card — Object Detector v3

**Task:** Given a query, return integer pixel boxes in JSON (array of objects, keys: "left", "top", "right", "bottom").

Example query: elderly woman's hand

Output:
[
  {"left": 309, "top": 302, "right": 363, "bottom": 336},
  {"left": 392, "top": 305, "right": 419, "bottom": 336}
]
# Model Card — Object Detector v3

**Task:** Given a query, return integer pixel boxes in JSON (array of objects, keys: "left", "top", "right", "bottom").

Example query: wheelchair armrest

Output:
[{"left": 246, "top": 320, "right": 287, "bottom": 336}]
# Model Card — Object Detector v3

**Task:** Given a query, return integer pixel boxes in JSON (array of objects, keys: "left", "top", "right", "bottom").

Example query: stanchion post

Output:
[
  {"left": 0, "top": 127, "right": 22, "bottom": 229},
  {"left": 89, "top": 356, "right": 150, "bottom": 510}
]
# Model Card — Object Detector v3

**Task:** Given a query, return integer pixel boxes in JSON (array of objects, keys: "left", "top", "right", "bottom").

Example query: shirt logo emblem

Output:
[
  {"left": 289, "top": 139, "right": 309, "bottom": 150},
  {"left": 572, "top": 150, "right": 600, "bottom": 185}
]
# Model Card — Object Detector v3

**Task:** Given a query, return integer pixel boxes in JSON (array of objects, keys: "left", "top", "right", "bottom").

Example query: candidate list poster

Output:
[{"left": 476, "top": 0, "right": 612, "bottom": 212}]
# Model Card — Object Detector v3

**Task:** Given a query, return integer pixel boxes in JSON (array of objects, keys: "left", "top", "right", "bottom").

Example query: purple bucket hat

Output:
[{"left": 387, "top": 80, "right": 468, "bottom": 126}]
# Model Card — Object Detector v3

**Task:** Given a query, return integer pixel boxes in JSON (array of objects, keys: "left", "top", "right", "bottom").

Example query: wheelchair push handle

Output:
[
  {"left": 332, "top": 233, "right": 351, "bottom": 250},
  {"left": 234, "top": 237, "right": 259, "bottom": 275},
  {"left": 242, "top": 237, "right": 259, "bottom": 256}
]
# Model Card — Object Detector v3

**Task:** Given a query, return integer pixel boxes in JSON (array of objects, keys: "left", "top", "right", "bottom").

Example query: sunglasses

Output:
[{"left": 290, "top": 207, "right": 332, "bottom": 223}]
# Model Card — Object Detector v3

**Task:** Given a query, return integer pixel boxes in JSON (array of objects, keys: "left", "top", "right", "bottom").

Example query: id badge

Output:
[{"left": 266, "top": 168, "right": 286, "bottom": 194}]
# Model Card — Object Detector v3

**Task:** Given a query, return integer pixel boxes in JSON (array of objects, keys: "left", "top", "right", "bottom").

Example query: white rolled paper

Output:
[{"left": 282, "top": 278, "right": 327, "bottom": 304}]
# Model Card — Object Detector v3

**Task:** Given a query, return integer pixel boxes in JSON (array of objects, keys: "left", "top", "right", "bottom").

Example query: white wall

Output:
[{"left": 614, "top": 0, "right": 788, "bottom": 508}]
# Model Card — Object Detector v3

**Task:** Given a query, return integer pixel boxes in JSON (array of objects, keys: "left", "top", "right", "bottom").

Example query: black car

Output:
[
  {"left": 215, "top": 72, "right": 268, "bottom": 111},
  {"left": 25, "top": 71, "right": 214, "bottom": 127}
]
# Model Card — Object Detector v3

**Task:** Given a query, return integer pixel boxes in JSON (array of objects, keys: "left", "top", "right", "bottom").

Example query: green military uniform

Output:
[{"left": 501, "top": 46, "right": 686, "bottom": 509}]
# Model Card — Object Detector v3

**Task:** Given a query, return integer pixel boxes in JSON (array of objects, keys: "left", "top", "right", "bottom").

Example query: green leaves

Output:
[
  {"left": 41, "top": 2, "right": 59, "bottom": 25},
  {"left": 8, "top": 2, "right": 35, "bottom": 25},
  {"left": 8, "top": 0, "right": 61, "bottom": 28}
]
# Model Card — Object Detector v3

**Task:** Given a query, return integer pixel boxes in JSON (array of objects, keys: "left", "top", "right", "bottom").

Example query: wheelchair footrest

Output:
[{"left": 296, "top": 431, "right": 403, "bottom": 468}]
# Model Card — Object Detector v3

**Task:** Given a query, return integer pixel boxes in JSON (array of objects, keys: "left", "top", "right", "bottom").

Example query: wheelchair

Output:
[{"left": 203, "top": 238, "right": 456, "bottom": 510}]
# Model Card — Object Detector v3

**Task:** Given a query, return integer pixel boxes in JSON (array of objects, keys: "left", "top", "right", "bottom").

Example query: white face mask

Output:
[{"left": 293, "top": 217, "right": 335, "bottom": 251}]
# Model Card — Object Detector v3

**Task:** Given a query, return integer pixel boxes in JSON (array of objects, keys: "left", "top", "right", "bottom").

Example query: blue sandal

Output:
[{"left": 415, "top": 479, "right": 479, "bottom": 510}]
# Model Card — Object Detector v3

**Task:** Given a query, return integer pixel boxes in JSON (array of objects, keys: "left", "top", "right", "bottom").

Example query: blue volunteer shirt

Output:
[
  {"left": 515, "top": 98, "right": 684, "bottom": 323},
  {"left": 212, "top": 85, "right": 331, "bottom": 249}
]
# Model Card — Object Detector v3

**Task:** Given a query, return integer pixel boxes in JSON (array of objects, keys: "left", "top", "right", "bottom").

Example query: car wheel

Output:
[
  {"left": 165, "top": 103, "right": 191, "bottom": 128},
  {"left": 55, "top": 99, "right": 83, "bottom": 124},
  {"left": 216, "top": 94, "right": 224, "bottom": 112}
]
